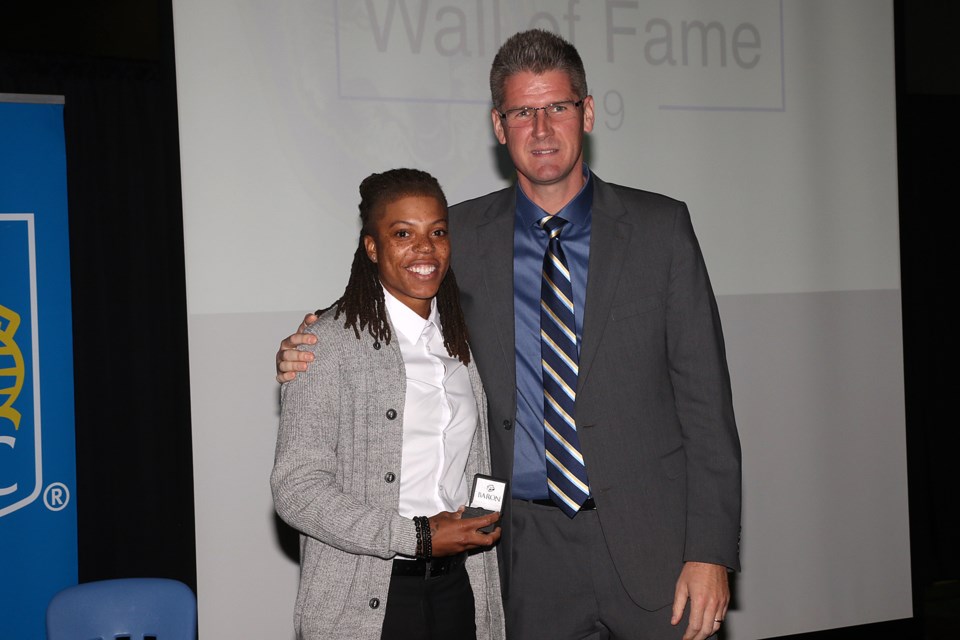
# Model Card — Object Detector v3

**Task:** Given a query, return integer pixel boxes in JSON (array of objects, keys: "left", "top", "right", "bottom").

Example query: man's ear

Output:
[
  {"left": 491, "top": 109, "right": 507, "bottom": 145},
  {"left": 582, "top": 95, "right": 595, "bottom": 134}
]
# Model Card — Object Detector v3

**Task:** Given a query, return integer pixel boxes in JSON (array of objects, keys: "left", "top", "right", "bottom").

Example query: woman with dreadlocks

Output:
[{"left": 271, "top": 168, "right": 505, "bottom": 640}]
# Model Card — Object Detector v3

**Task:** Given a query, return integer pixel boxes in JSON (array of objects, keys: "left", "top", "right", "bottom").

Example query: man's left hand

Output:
[{"left": 671, "top": 561, "right": 729, "bottom": 640}]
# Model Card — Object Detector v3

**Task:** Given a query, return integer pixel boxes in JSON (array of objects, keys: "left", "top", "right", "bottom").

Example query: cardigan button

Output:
[
  {"left": 386, "top": 409, "right": 397, "bottom": 420},
  {"left": 369, "top": 597, "right": 380, "bottom": 609},
  {"left": 384, "top": 472, "right": 396, "bottom": 483},
  {"left": 373, "top": 341, "right": 381, "bottom": 350},
  {"left": 503, "top": 419, "right": 512, "bottom": 430}
]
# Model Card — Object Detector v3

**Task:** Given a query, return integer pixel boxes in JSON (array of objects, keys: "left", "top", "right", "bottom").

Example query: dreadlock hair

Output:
[
  {"left": 332, "top": 168, "right": 471, "bottom": 365},
  {"left": 490, "top": 29, "right": 588, "bottom": 111}
]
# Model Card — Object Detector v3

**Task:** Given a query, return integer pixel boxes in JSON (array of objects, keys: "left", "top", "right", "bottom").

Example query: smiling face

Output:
[
  {"left": 363, "top": 195, "right": 450, "bottom": 319},
  {"left": 491, "top": 69, "right": 594, "bottom": 211}
]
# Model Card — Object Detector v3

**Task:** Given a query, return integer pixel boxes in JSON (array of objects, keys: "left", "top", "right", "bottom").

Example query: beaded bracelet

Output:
[
  {"left": 421, "top": 517, "right": 433, "bottom": 561},
  {"left": 413, "top": 516, "right": 433, "bottom": 561},
  {"left": 414, "top": 516, "right": 424, "bottom": 558}
]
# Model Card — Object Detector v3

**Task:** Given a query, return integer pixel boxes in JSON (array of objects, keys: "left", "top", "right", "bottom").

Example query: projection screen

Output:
[{"left": 173, "top": 1, "right": 908, "bottom": 637}]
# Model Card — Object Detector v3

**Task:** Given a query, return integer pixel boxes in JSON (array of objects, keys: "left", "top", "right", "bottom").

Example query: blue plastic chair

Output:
[{"left": 46, "top": 577, "right": 197, "bottom": 640}]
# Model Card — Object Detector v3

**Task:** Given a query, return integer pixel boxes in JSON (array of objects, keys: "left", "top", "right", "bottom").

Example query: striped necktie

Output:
[{"left": 539, "top": 214, "right": 590, "bottom": 517}]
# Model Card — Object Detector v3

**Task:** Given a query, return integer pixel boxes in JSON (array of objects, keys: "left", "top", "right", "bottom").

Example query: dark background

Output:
[{"left": 1, "top": 2, "right": 956, "bottom": 637}]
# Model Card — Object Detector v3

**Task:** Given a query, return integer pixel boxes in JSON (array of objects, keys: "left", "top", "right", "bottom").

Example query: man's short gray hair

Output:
[{"left": 489, "top": 29, "right": 588, "bottom": 110}]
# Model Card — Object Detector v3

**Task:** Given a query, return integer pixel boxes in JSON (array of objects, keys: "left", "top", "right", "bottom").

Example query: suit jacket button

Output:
[
  {"left": 369, "top": 597, "right": 380, "bottom": 609},
  {"left": 384, "top": 472, "right": 396, "bottom": 483},
  {"left": 386, "top": 409, "right": 397, "bottom": 420},
  {"left": 503, "top": 419, "right": 512, "bottom": 430}
]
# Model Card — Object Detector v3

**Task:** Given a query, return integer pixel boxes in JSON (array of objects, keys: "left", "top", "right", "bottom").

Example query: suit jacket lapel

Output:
[
  {"left": 475, "top": 187, "right": 517, "bottom": 398},
  {"left": 579, "top": 177, "right": 631, "bottom": 390}
]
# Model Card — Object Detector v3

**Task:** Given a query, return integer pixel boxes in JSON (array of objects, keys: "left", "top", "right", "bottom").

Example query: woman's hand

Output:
[{"left": 427, "top": 507, "right": 501, "bottom": 557}]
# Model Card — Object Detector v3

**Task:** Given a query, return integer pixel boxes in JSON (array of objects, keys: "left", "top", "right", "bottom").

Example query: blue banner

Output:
[{"left": 1, "top": 98, "right": 78, "bottom": 640}]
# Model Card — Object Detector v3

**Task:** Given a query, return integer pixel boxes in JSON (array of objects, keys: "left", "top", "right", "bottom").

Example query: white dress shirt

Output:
[{"left": 383, "top": 289, "right": 478, "bottom": 518}]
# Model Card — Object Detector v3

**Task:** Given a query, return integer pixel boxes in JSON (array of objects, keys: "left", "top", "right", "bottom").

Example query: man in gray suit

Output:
[{"left": 278, "top": 29, "right": 740, "bottom": 640}]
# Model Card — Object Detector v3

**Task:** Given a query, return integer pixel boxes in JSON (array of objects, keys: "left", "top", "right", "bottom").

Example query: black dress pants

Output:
[{"left": 380, "top": 560, "right": 477, "bottom": 640}]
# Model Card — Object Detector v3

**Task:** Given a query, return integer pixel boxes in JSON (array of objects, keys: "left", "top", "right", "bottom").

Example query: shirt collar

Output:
[
  {"left": 516, "top": 163, "right": 593, "bottom": 229},
  {"left": 382, "top": 286, "right": 439, "bottom": 345}
]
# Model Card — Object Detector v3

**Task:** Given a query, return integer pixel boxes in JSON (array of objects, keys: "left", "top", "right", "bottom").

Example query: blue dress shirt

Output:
[{"left": 511, "top": 166, "right": 593, "bottom": 499}]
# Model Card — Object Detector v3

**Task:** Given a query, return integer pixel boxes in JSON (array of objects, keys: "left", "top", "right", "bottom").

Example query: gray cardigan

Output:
[{"left": 272, "top": 310, "right": 505, "bottom": 640}]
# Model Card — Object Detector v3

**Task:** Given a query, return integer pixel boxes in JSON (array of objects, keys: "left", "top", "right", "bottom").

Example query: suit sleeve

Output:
[
  {"left": 270, "top": 324, "right": 418, "bottom": 560},
  {"left": 665, "top": 203, "right": 742, "bottom": 571}
]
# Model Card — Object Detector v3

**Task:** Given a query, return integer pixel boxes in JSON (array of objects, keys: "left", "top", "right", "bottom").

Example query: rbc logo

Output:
[
  {"left": 1, "top": 214, "right": 45, "bottom": 519},
  {"left": 1, "top": 305, "right": 26, "bottom": 485},
  {"left": 0, "top": 302, "right": 42, "bottom": 518}
]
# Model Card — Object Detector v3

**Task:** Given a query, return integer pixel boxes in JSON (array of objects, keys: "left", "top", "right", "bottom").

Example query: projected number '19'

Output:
[{"left": 602, "top": 90, "right": 624, "bottom": 131}]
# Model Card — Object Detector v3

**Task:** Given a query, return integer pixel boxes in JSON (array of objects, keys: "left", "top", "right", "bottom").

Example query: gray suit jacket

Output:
[
  {"left": 272, "top": 311, "right": 505, "bottom": 639},
  {"left": 449, "top": 173, "right": 742, "bottom": 609}
]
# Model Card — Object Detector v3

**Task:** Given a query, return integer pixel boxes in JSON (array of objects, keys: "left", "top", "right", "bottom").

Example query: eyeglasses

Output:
[{"left": 497, "top": 100, "right": 584, "bottom": 128}]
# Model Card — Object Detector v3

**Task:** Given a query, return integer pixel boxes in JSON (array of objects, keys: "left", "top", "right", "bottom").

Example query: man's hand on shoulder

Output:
[
  {"left": 672, "top": 561, "right": 729, "bottom": 640},
  {"left": 275, "top": 312, "right": 319, "bottom": 383}
]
